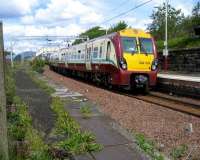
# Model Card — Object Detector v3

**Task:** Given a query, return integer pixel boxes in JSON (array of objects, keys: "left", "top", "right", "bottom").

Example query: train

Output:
[{"left": 47, "top": 28, "right": 158, "bottom": 92}]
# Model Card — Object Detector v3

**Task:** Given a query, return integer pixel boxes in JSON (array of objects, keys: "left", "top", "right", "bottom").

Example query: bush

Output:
[
  {"left": 31, "top": 58, "right": 45, "bottom": 73},
  {"left": 5, "top": 65, "right": 15, "bottom": 104},
  {"left": 8, "top": 96, "right": 31, "bottom": 141},
  {"left": 156, "top": 37, "right": 200, "bottom": 51}
]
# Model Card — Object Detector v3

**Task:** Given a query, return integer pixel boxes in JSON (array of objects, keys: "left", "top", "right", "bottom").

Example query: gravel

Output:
[{"left": 43, "top": 67, "right": 200, "bottom": 157}]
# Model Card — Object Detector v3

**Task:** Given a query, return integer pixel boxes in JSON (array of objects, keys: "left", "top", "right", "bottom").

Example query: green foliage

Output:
[
  {"left": 148, "top": 3, "right": 184, "bottom": 40},
  {"left": 51, "top": 97, "right": 102, "bottom": 155},
  {"left": 5, "top": 65, "right": 16, "bottom": 104},
  {"left": 170, "top": 144, "right": 188, "bottom": 160},
  {"left": 135, "top": 133, "right": 164, "bottom": 160},
  {"left": 107, "top": 21, "right": 128, "bottom": 34},
  {"left": 7, "top": 96, "right": 52, "bottom": 160},
  {"left": 149, "top": 1, "right": 200, "bottom": 49},
  {"left": 27, "top": 71, "right": 55, "bottom": 95},
  {"left": 192, "top": 2, "right": 200, "bottom": 26},
  {"left": 8, "top": 96, "right": 31, "bottom": 141},
  {"left": 73, "top": 26, "right": 105, "bottom": 45},
  {"left": 156, "top": 37, "right": 200, "bottom": 50},
  {"left": 26, "top": 128, "right": 52, "bottom": 160},
  {"left": 80, "top": 105, "right": 92, "bottom": 119},
  {"left": 73, "top": 21, "right": 128, "bottom": 45},
  {"left": 31, "top": 58, "right": 45, "bottom": 73},
  {"left": 58, "top": 131, "right": 102, "bottom": 155}
]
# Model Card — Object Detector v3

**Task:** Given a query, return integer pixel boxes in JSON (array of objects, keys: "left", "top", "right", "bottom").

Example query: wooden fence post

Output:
[{"left": 0, "top": 22, "right": 9, "bottom": 160}]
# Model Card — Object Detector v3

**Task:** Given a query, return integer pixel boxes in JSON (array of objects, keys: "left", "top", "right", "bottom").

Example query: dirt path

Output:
[{"left": 15, "top": 70, "right": 56, "bottom": 138}]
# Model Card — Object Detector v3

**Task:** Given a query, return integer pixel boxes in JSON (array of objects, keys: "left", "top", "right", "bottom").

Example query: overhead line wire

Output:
[{"left": 100, "top": 0, "right": 153, "bottom": 25}]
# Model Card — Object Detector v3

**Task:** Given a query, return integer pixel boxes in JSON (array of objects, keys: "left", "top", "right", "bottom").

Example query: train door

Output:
[
  {"left": 106, "top": 41, "right": 111, "bottom": 61},
  {"left": 85, "top": 43, "right": 92, "bottom": 70}
]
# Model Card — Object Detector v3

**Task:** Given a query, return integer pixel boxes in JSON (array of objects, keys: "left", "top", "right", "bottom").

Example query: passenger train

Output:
[{"left": 48, "top": 28, "right": 158, "bottom": 92}]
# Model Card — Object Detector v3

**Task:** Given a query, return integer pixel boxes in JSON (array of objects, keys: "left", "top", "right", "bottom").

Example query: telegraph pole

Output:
[
  {"left": 0, "top": 22, "right": 9, "bottom": 160},
  {"left": 164, "top": 0, "right": 169, "bottom": 71}
]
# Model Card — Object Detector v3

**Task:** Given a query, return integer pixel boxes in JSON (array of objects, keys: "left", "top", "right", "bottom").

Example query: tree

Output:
[
  {"left": 107, "top": 21, "right": 128, "bottom": 34},
  {"left": 73, "top": 26, "right": 105, "bottom": 45},
  {"left": 192, "top": 1, "right": 200, "bottom": 17},
  {"left": 147, "top": 3, "right": 184, "bottom": 40},
  {"left": 192, "top": 1, "right": 200, "bottom": 26},
  {"left": 73, "top": 21, "right": 128, "bottom": 45}
]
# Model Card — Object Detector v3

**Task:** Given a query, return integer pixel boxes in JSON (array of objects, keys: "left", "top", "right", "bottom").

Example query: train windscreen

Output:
[
  {"left": 121, "top": 37, "right": 138, "bottom": 53},
  {"left": 139, "top": 38, "right": 153, "bottom": 54}
]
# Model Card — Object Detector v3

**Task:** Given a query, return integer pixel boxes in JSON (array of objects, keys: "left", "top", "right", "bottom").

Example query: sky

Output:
[{"left": 0, "top": 0, "right": 197, "bottom": 53}]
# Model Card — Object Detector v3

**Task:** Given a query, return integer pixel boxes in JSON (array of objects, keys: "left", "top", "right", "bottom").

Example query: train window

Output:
[
  {"left": 81, "top": 54, "right": 84, "bottom": 59},
  {"left": 121, "top": 37, "right": 138, "bottom": 53},
  {"left": 87, "top": 47, "right": 91, "bottom": 59},
  {"left": 93, "top": 47, "right": 98, "bottom": 59},
  {"left": 78, "top": 50, "right": 81, "bottom": 59},
  {"left": 106, "top": 42, "right": 111, "bottom": 60},
  {"left": 139, "top": 38, "right": 153, "bottom": 54},
  {"left": 99, "top": 46, "right": 102, "bottom": 58}
]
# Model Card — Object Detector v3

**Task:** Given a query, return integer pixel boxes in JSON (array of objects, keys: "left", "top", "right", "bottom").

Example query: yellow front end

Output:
[{"left": 120, "top": 29, "right": 155, "bottom": 72}]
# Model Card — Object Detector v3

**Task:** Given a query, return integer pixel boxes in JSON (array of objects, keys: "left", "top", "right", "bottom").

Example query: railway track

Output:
[
  {"left": 52, "top": 69, "right": 200, "bottom": 118},
  {"left": 126, "top": 91, "right": 200, "bottom": 117}
]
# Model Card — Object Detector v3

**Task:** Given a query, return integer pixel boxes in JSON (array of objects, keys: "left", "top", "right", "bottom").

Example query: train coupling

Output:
[{"left": 134, "top": 75, "right": 148, "bottom": 87}]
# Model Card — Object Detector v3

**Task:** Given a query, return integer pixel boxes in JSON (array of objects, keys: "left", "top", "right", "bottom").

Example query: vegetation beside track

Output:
[
  {"left": 28, "top": 64, "right": 102, "bottom": 156},
  {"left": 27, "top": 70, "right": 55, "bottom": 95},
  {"left": 5, "top": 65, "right": 53, "bottom": 160},
  {"left": 51, "top": 97, "right": 102, "bottom": 155},
  {"left": 8, "top": 96, "right": 52, "bottom": 160},
  {"left": 135, "top": 133, "right": 164, "bottom": 160}
]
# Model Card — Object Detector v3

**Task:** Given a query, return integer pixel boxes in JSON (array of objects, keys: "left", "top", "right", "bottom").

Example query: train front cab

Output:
[{"left": 112, "top": 29, "right": 158, "bottom": 91}]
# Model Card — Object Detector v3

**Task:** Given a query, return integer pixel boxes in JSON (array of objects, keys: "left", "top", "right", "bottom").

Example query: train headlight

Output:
[
  {"left": 151, "top": 59, "right": 158, "bottom": 71},
  {"left": 122, "top": 63, "right": 127, "bottom": 70},
  {"left": 119, "top": 58, "right": 127, "bottom": 70}
]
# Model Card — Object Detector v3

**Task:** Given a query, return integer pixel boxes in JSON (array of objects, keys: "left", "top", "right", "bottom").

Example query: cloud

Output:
[
  {"left": 4, "top": 23, "right": 84, "bottom": 37},
  {"left": 21, "top": 0, "right": 103, "bottom": 25},
  {"left": 0, "top": 0, "right": 38, "bottom": 18},
  {"left": 175, "top": 3, "right": 193, "bottom": 16}
]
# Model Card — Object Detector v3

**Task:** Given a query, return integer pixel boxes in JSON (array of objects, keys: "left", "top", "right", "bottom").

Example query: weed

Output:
[
  {"left": 8, "top": 96, "right": 31, "bottom": 141},
  {"left": 7, "top": 96, "right": 52, "bottom": 160},
  {"left": 51, "top": 97, "right": 102, "bottom": 155},
  {"left": 31, "top": 58, "right": 46, "bottom": 73},
  {"left": 5, "top": 65, "right": 16, "bottom": 104},
  {"left": 25, "top": 128, "right": 52, "bottom": 160},
  {"left": 170, "top": 144, "right": 188, "bottom": 160},
  {"left": 135, "top": 133, "right": 164, "bottom": 160},
  {"left": 27, "top": 71, "right": 55, "bottom": 95},
  {"left": 80, "top": 105, "right": 92, "bottom": 119}
]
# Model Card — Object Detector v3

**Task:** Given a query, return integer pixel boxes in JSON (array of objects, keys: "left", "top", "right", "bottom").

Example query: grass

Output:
[
  {"left": 25, "top": 128, "right": 52, "bottom": 160},
  {"left": 156, "top": 37, "right": 200, "bottom": 51},
  {"left": 5, "top": 65, "right": 53, "bottom": 160},
  {"left": 80, "top": 105, "right": 92, "bottom": 119},
  {"left": 135, "top": 133, "right": 164, "bottom": 160},
  {"left": 27, "top": 70, "right": 55, "bottom": 95},
  {"left": 170, "top": 144, "right": 188, "bottom": 160},
  {"left": 51, "top": 97, "right": 103, "bottom": 155},
  {"left": 7, "top": 96, "right": 52, "bottom": 160},
  {"left": 5, "top": 64, "right": 16, "bottom": 104}
]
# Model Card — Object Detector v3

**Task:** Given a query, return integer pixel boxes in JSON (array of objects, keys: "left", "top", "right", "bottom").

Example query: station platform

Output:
[
  {"left": 156, "top": 72, "right": 200, "bottom": 99},
  {"left": 158, "top": 73, "right": 200, "bottom": 83}
]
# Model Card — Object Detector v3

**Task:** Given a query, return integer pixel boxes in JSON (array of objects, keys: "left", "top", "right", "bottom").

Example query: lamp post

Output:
[{"left": 164, "top": 0, "right": 168, "bottom": 71}]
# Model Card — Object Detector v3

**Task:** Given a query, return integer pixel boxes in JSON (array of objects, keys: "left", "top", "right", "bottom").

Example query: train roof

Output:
[
  {"left": 71, "top": 28, "right": 152, "bottom": 47},
  {"left": 119, "top": 28, "right": 151, "bottom": 38}
]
